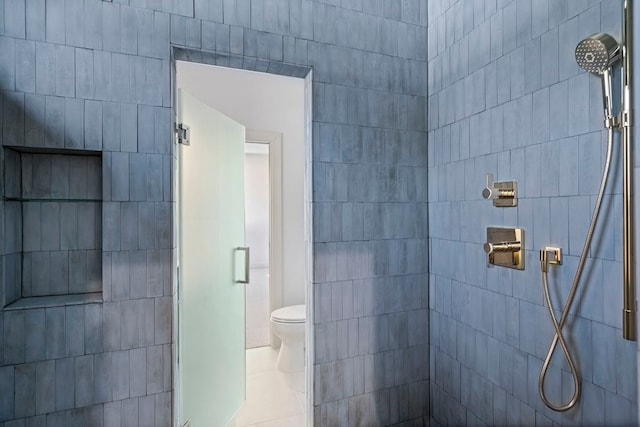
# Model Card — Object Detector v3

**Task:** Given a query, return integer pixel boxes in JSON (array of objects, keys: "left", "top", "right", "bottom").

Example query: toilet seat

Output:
[{"left": 271, "top": 304, "right": 305, "bottom": 323}]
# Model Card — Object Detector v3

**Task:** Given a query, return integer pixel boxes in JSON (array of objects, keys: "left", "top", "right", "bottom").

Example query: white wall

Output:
[
  {"left": 177, "top": 62, "right": 306, "bottom": 306},
  {"left": 244, "top": 151, "right": 270, "bottom": 268}
]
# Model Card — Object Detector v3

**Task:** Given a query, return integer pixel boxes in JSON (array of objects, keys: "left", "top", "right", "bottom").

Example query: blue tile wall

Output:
[
  {"left": 428, "top": 0, "right": 638, "bottom": 425},
  {"left": 0, "top": 0, "right": 429, "bottom": 426}
]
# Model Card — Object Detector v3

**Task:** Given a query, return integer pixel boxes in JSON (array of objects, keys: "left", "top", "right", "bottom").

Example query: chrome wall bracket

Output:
[
  {"left": 482, "top": 174, "right": 518, "bottom": 207},
  {"left": 540, "top": 246, "right": 562, "bottom": 273},
  {"left": 541, "top": 246, "right": 562, "bottom": 265},
  {"left": 484, "top": 227, "right": 525, "bottom": 270}
]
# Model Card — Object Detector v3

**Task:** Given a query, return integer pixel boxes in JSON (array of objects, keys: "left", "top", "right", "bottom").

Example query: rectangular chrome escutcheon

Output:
[{"left": 484, "top": 227, "right": 524, "bottom": 270}]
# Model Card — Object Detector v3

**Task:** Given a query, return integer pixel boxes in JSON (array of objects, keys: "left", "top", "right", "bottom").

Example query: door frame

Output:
[
  {"left": 245, "top": 130, "right": 284, "bottom": 348},
  {"left": 170, "top": 49, "right": 314, "bottom": 427}
]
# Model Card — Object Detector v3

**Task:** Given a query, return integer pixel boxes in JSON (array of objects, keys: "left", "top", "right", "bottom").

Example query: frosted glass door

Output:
[{"left": 178, "top": 89, "right": 246, "bottom": 426}]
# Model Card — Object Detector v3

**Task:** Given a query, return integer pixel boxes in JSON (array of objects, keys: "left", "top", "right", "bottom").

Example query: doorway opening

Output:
[
  {"left": 244, "top": 141, "right": 271, "bottom": 349},
  {"left": 173, "top": 57, "right": 313, "bottom": 427},
  {"left": 243, "top": 130, "right": 283, "bottom": 351}
]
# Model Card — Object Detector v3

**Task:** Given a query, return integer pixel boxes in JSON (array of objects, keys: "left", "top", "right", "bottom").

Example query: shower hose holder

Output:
[{"left": 539, "top": 247, "right": 562, "bottom": 273}]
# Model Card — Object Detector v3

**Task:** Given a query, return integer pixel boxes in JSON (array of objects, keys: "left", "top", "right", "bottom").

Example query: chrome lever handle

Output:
[{"left": 482, "top": 173, "right": 495, "bottom": 199}]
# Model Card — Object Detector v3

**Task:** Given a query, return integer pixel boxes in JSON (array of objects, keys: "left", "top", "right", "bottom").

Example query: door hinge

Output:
[{"left": 176, "top": 123, "right": 190, "bottom": 146}]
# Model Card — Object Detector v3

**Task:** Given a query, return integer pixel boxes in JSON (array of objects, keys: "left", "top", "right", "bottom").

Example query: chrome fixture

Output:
[
  {"left": 482, "top": 173, "right": 518, "bottom": 207},
  {"left": 539, "top": 3, "right": 635, "bottom": 413},
  {"left": 539, "top": 120, "right": 613, "bottom": 408},
  {"left": 484, "top": 227, "right": 524, "bottom": 270},
  {"left": 539, "top": 247, "right": 562, "bottom": 272},
  {"left": 540, "top": 244, "right": 585, "bottom": 412},
  {"left": 575, "top": 33, "right": 620, "bottom": 128},
  {"left": 573, "top": 6, "right": 636, "bottom": 341},
  {"left": 621, "top": 0, "right": 636, "bottom": 342}
]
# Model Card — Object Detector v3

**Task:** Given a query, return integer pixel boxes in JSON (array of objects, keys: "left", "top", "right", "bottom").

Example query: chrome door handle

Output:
[{"left": 235, "top": 247, "right": 250, "bottom": 284}]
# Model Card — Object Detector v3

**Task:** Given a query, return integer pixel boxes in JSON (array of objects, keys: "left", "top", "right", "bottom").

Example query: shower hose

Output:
[{"left": 538, "top": 126, "right": 614, "bottom": 412}]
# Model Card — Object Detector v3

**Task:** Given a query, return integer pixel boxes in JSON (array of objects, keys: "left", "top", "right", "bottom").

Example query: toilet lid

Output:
[{"left": 271, "top": 304, "right": 305, "bottom": 323}]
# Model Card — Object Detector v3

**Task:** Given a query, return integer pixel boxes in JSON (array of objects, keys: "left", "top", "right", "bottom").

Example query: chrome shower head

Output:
[
  {"left": 575, "top": 33, "right": 621, "bottom": 74},
  {"left": 575, "top": 33, "right": 621, "bottom": 128}
]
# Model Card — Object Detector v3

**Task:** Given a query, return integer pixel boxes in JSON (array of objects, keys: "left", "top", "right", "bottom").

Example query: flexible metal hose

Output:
[{"left": 539, "top": 127, "right": 614, "bottom": 411}]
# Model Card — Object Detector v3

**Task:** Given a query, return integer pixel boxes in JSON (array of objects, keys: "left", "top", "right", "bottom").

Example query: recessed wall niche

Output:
[{"left": 2, "top": 147, "right": 102, "bottom": 308}]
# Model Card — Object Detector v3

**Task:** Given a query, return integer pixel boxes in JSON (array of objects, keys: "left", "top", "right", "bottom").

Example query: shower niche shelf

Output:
[{"left": 2, "top": 146, "right": 103, "bottom": 309}]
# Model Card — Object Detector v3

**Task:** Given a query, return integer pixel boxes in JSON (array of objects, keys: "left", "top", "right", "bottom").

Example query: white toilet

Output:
[{"left": 270, "top": 304, "right": 306, "bottom": 373}]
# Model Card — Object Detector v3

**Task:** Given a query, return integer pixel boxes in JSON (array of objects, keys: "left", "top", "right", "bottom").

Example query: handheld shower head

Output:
[
  {"left": 575, "top": 33, "right": 621, "bottom": 74},
  {"left": 575, "top": 33, "right": 621, "bottom": 128}
]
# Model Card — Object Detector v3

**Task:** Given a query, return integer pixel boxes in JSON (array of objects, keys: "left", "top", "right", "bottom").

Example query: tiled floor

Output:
[
  {"left": 246, "top": 267, "right": 270, "bottom": 348},
  {"left": 229, "top": 346, "right": 306, "bottom": 427}
]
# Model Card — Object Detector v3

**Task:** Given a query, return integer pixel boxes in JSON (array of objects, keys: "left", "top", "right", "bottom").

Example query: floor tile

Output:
[
  {"left": 253, "top": 414, "right": 306, "bottom": 427},
  {"left": 230, "top": 346, "right": 307, "bottom": 427}
]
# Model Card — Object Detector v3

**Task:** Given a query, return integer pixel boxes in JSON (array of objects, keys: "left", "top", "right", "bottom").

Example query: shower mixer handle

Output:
[
  {"left": 484, "top": 227, "right": 525, "bottom": 270},
  {"left": 489, "top": 189, "right": 516, "bottom": 198},
  {"left": 484, "top": 241, "right": 521, "bottom": 254},
  {"left": 482, "top": 174, "right": 495, "bottom": 199},
  {"left": 482, "top": 174, "right": 518, "bottom": 207}
]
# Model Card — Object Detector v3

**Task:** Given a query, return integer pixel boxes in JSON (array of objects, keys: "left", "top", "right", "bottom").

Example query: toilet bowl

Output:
[{"left": 270, "top": 304, "right": 306, "bottom": 373}]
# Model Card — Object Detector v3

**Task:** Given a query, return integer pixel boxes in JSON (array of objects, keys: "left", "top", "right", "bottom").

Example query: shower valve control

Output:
[
  {"left": 485, "top": 227, "right": 525, "bottom": 270},
  {"left": 482, "top": 174, "right": 518, "bottom": 207}
]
